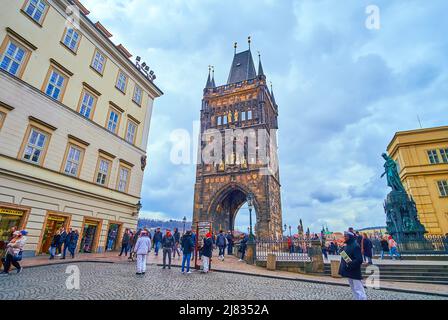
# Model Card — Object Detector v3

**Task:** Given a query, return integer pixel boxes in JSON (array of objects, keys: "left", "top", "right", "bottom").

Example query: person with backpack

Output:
[
  {"left": 201, "top": 232, "right": 213, "bottom": 273},
  {"left": 1, "top": 230, "right": 27, "bottom": 275},
  {"left": 162, "top": 229, "right": 175, "bottom": 269},
  {"left": 216, "top": 230, "right": 227, "bottom": 261},
  {"left": 338, "top": 231, "right": 367, "bottom": 300},
  {"left": 133, "top": 230, "right": 151, "bottom": 275},
  {"left": 181, "top": 230, "right": 194, "bottom": 274},
  {"left": 388, "top": 235, "right": 401, "bottom": 260}
]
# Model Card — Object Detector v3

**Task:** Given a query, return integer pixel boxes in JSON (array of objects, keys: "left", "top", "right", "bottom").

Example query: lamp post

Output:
[
  {"left": 289, "top": 225, "right": 292, "bottom": 237},
  {"left": 182, "top": 216, "right": 187, "bottom": 235},
  {"left": 247, "top": 193, "right": 254, "bottom": 240}
]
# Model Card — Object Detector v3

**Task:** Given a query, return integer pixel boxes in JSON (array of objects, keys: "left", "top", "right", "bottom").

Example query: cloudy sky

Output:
[{"left": 83, "top": 0, "right": 447, "bottom": 233}]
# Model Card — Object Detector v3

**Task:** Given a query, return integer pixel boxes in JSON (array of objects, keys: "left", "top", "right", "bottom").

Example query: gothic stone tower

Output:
[{"left": 192, "top": 43, "right": 283, "bottom": 239}]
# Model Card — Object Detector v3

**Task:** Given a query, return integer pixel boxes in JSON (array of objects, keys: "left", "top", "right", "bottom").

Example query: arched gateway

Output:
[{"left": 192, "top": 43, "right": 283, "bottom": 239}]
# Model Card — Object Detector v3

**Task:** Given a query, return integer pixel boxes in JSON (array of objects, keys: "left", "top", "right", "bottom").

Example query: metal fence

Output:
[
  {"left": 371, "top": 235, "right": 448, "bottom": 255},
  {"left": 255, "top": 238, "right": 313, "bottom": 262}
]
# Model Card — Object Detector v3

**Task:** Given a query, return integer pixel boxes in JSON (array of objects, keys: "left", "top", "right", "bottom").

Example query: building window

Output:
[
  {"left": 91, "top": 49, "right": 106, "bottom": 75},
  {"left": 217, "top": 116, "right": 222, "bottom": 126},
  {"left": 117, "top": 166, "right": 130, "bottom": 192},
  {"left": 223, "top": 115, "right": 228, "bottom": 125},
  {"left": 22, "top": 127, "right": 48, "bottom": 164},
  {"left": 133, "top": 85, "right": 143, "bottom": 106},
  {"left": 247, "top": 110, "right": 252, "bottom": 120},
  {"left": 116, "top": 71, "right": 127, "bottom": 93},
  {"left": 23, "top": 0, "right": 49, "bottom": 25},
  {"left": 62, "top": 27, "right": 80, "bottom": 53},
  {"left": 95, "top": 158, "right": 111, "bottom": 186},
  {"left": 43, "top": 67, "right": 67, "bottom": 101},
  {"left": 63, "top": 144, "right": 83, "bottom": 177},
  {"left": 125, "top": 120, "right": 137, "bottom": 144},
  {"left": 440, "top": 148, "right": 448, "bottom": 163},
  {"left": 242, "top": 111, "right": 246, "bottom": 121},
  {"left": 0, "top": 39, "right": 29, "bottom": 77},
  {"left": 427, "top": 150, "right": 440, "bottom": 164},
  {"left": 106, "top": 108, "right": 121, "bottom": 134},
  {"left": 78, "top": 90, "right": 96, "bottom": 119},
  {"left": 438, "top": 180, "right": 448, "bottom": 197}
]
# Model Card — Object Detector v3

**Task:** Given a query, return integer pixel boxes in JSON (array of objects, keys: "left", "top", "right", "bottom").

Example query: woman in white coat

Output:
[{"left": 133, "top": 230, "right": 151, "bottom": 275}]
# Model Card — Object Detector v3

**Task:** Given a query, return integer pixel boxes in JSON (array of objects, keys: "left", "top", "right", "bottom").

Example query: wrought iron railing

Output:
[
  {"left": 370, "top": 235, "right": 448, "bottom": 255},
  {"left": 254, "top": 238, "right": 314, "bottom": 262}
]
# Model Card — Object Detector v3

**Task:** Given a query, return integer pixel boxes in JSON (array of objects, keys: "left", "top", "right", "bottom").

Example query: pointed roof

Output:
[
  {"left": 257, "top": 53, "right": 265, "bottom": 77},
  {"left": 211, "top": 67, "right": 216, "bottom": 87},
  {"left": 227, "top": 49, "right": 257, "bottom": 84},
  {"left": 205, "top": 66, "right": 213, "bottom": 89}
]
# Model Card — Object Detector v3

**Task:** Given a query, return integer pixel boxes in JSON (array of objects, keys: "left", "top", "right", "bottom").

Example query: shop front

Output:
[
  {"left": 0, "top": 204, "right": 30, "bottom": 267},
  {"left": 80, "top": 218, "right": 102, "bottom": 253},
  {"left": 40, "top": 212, "right": 71, "bottom": 254},
  {"left": 106, "top": 222, "right": 122, "bottom": 251}
]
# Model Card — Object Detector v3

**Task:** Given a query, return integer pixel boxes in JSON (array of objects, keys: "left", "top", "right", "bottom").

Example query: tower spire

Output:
[
  {"left": 205, "top": 65, "right": 213, "bottom": 89},
  {"left": 257, "top": 51, "right": 265, "bottom": 77},
  {"left": 248, "top": 36, "right": 251, "bottom": 50},
  {"left": 234, "top": 42, "right": 237, "bottom": 55}
]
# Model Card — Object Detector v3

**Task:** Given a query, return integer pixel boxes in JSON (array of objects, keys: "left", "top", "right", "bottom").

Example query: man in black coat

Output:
[
  {"left": 338, "top": 231, "right": 367, "bottom": 300},
  {"left": 153, "top": 227, "right": 163, "bottom": 256},
  {"left": 201, "top": 232, "right": 213, "bottom": 273},
  {"left": 226, "top": 231, "right": 234, "bottom": 255}
]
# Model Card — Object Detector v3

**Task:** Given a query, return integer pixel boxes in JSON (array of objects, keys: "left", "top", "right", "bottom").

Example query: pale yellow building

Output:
[
  {"left": 387, "top": 126, "right": 448, "bottom": 235},
  {"left": 0, "top": 0, "right": 162, "bottom": 257}
]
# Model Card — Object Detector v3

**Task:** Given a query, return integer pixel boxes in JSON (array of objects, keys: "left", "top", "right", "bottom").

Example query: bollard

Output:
[
  {"left": 267, "top": 253, "right": 276, "bottom": 271},
  {"left": 330, "top": 260, "right": 342, "bottom": 278}
]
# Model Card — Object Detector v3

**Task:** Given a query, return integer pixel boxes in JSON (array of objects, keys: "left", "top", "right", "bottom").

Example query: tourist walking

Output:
[
  {"left": 153, "top": 227, "right": 163, "bottom": 256},
  {"left": 1, "top": 230, "right": 27, "bottom": 275},
  {"left": 190, "top": 229, "right": 197, "bottom": 261},
  {"left": 119, "top": 229, "right": 131, "bottom": 257},
  {"left": 134, "top": 230, "right": 151, "bottom": 275},
  {"left": 61, "top": 228, "right": 72, "bottom": 259},
  {"left": 338, "top": 231, "right": 367, "bottom": 300},
  {"left": 162, "top": 229, "right": 175, "bottom": 269},
  {"left": 173, "top": 227, "right": 181, "bottom": 259},
  {"left": 226, "top": 231, "right": 234, "bottom": 255},
  {"left": 67, "top": 230, "right": 79, "bottom": 259},
  {"left": 388, "top": 235, "right": 401, "bottom": 260},
  {"left": 238, "top": 233, "right": 248, "bottom": 262},
  {"left": 128, "top": 230, "right": 137, "bottom": 261},
  {"left": 380, "top": 236, "right": 389, "bottom": 259},
  {"left": 181, "top": 230, "right": 194, "bottom": 274},
  {"left": 57, "top": 227, "right": 67, "bottom": 256},
  {"left": 202, "top": 232, "right": 213, "bottom": 273},
  {"left": 49, "top": 230, "right": 61, "bottom": 260},
  {"left": 216, "top": 230, "right": 227, "bottom": 260},
  {"left": 361, "top": 233, "right": 373, "bottom": 264}
]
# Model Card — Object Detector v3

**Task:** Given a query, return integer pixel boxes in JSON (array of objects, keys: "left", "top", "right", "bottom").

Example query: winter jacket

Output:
[
  {"left": 216, "top": 233, "right": 227, "bottom": 247},
  {"left": 153, "top": 231, "right": 163, "bottom": 243},
  {"left": 51, "top": 234, "right": 61, "bottom": 248},
  {"left": 361, "top": 238, "right": 373, "bottom": 257},
  {"left": 338, "top": 237, "right": 363, "bottom": 280},
  {"left": 122, "top": 233, "right": 130, "bottom": 245},
  {"left": 6, "top": 236, "right": 27, "bottom": 255},
  {"left": 134, "top": 235, "right": 152, "bottom": 255},
  {"left": 239, "top": 235, "right": 248, "bottom": 251},
  {"left": 162, "top": 234, "right": 175, "bottom": 249},
  {"left": 181, "top": 234, "right": 194, "bottom": 254},
  {"left": 68, "top": 233, "right": 79, "bottom": 250},
  {"left": 59, "top": 231, "right": 67, "bottom": 245},
  {"left": 173, "top": 231, "right": 180, "bottom": 243},
  {"left": 202, "top": 237, "right": 213, "bottom": 258},
  {"left": 226, "top": 234, "right": 233, "bottom": 245},
  {"left": 380, "top": 239, "right": 389, "bottom": 252}
]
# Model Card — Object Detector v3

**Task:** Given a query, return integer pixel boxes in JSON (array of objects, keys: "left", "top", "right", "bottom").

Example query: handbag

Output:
[{"left": 13, "top": 250, "right": 23, "bottom": 262}]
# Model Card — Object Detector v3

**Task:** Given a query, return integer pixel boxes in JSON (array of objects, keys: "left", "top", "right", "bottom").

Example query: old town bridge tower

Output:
[{"left": 192, "top": 40, "right": 283, "bottom": 239}]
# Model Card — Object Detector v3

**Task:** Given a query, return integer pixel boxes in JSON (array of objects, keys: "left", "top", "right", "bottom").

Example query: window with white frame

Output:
[
  {"left": 116, "top": 71, "right": 127, "bottom": 93},
  {"left": 126, "top": 120, "right": 137, "bottom": 144},
  {"left": 437, "top": 180, "right": 448, "bottom": 197},
  {"left": 64, "top": 145, "right": 82, "bottom": 176},
  {"left": 427, "top": 150, "right": 440, "bottom": 164},
  {"left": 247, "top": 110, "right": 252, "bottom": 120},
  {"left": 117, "top": 166, "right": 130, "bottom": 192},
  {"left": 107, "top": 109, "right": 120, "bottom": 133},
  {"left": 22, "top": 127, "right": 47, "bottom": 164},
  {"left": 440, "top": 148, "right": 448, "bottom": 163},
  {"left": 0, "top": 39, "right": 28, "bottom": 76},
  {"left": 133, "top": 85, "right": 143, "bottom": 105},
  {"left": 91, "top": 49, "right": 106, "bottom": 74},
  {"left": 62, "top": 28, "right": 80, "bottom": 52},
  {"left": 23, "top": 0, "right": 48, "bottom": 24},
  {"left": 96, "top": 158, "right": 110, "bottom": 185},
  {"left": 44, "top": 68, "right": 66, "bottom": 101},
  {"left": 242, "top": 111, "right": 246, "bottom": 121},
  {"left": 79, "top": 90, "right": 96, "bottom": 119}
]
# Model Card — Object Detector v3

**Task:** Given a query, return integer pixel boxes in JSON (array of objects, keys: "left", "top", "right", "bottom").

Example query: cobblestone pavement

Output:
[{"left": 0, "top": 262, "right": 446, "bottom": 300}]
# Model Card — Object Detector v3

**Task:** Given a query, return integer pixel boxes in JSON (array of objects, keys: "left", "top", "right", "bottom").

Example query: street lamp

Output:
[
  {"left": 182, "top": 216, "right": 187, "bottom": 234},
  {"left": 247, "top": 193, "right": 254, "bottom": 240},
  {"left": 289, "top": 225, "right": 292, "bottom": 237}
]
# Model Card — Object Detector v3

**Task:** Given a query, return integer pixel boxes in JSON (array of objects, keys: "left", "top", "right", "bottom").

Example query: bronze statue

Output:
[{"left": 381, "top": 153, "right": 405, "bottom": 192}]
